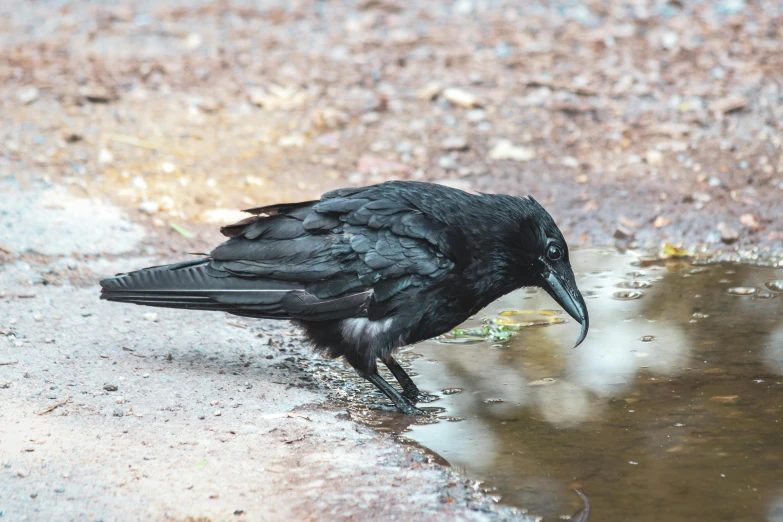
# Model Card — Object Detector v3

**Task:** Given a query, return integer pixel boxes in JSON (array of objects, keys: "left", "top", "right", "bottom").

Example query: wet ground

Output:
[{"left": 324, "top": 250, "right": 783, "bottom": 522}]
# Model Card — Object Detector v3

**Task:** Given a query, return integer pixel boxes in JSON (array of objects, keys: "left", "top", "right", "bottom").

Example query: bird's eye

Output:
[{"left": 547, "top": 245, "right": 563, "bottom": 261}]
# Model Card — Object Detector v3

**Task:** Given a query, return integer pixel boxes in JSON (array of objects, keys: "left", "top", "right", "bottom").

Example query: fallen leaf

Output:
[
  {"left": 662, "top": 243, "right": 690, "bottom": 258},
  {"left": 710, "top": 395, "right": 740, "bottom": 404}
]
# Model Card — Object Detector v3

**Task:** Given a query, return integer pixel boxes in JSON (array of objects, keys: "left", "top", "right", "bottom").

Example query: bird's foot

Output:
[
  {"left": 402, "top": 387, "right": 421, "bottom": 403},
  {"left": 397, "top": 402, "right": 427, "bottom": 416}
]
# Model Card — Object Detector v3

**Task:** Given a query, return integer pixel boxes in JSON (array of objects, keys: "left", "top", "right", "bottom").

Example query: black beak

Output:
[{"left": 542, "top": 269, "right": 589, "bottom": 348}]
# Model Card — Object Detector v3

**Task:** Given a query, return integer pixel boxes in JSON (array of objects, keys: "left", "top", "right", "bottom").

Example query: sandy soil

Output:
[{"left": 0, "top": 178, "right": 533, "bottom": 521}]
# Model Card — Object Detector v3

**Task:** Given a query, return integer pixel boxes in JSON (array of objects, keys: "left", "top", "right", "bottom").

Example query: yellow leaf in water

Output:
[
  {"left": 710, "top": 395, "right": 740, "bottom": 404},
  {"left": 662, "top": 243, "right": 690, "bottom": 258}
]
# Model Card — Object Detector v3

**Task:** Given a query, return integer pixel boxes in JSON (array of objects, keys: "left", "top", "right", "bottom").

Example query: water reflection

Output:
[{"left": 395, "top": 250, "right": 783, "bottom": 521}]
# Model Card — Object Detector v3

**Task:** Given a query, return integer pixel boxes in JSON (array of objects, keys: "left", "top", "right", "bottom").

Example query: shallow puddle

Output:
[{"left": 316, "top": 250, "right": 783, "bottom": 521}]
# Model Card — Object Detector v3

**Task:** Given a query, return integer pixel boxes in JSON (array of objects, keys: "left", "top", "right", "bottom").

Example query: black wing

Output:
[{"left": 209, "top": 184, "right": 471, "bottom": 320}]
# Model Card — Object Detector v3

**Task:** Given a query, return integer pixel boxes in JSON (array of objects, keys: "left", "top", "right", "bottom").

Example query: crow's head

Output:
[{"left": 516, "top": 196, "right": 589, "bottom": 348}]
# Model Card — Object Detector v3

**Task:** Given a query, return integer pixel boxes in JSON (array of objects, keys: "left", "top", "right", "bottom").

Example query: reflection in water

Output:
[
  {"left": 318, "top": 250, "right": 783, "bottom": 522},
  {"left": 402, "top": 250, "right": 783, "bottom": 521}
]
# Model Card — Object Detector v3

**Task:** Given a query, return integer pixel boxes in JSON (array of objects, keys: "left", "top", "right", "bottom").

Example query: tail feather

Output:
[{"left": 100, "top": 258, "right": 301, "bottom": 318}]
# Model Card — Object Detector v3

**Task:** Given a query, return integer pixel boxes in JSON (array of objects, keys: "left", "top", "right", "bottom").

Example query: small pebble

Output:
[
  {"left": 214, "top": 410, "right": 222, "bottom": 417},
  {"left": 104, "top": 384, "right": 118, "bottom": 392},
  {"left": 198, "top": 414, "right": 206, "bottom": 420},
  {"left": 142, "top": 312, "right": 159, "bottom": 322},
  {"left": 115, "top": 397, "right": 125, "bottom": 404},
  {"left": 440, "top": 136, "right": 469, "bottom": 151},
  {"left": 138, "top": 201, "right": 160, "bottom": 214}
]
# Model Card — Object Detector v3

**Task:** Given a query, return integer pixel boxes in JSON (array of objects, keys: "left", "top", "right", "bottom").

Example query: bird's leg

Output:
[
  {"left": 364, "top": 372, "right": 425, "bottom": 416},
  {"left": 383, "top": 356, "right": 420, "bottom": 401}
]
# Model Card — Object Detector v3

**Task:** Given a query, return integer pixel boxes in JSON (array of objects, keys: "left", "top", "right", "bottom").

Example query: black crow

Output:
[{"left": 100, "top": 181, "right": 588, "bottom": 415}]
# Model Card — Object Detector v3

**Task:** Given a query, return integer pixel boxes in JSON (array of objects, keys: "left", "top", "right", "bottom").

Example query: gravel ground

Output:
[
  {"left": 0, "top": 179, "right": 533, "bottom": 521},
  {"left": 2, "top": 0, "right": 782, "bottom": 253}
]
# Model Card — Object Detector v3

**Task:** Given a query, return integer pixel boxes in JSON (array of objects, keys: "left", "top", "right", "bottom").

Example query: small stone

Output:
[
  {"left": 160, "top": 162, "right": 177, "bottom": 174},
  {"left": 17, "top": 86, "right": 40, "bottom": 105},
  {"left": 131, "top": 176, "right": 148, "bottom": 190},
  {"left": 443, "top": 87, "right": 480, "bottom": 108},
  {"left": 196, "top": 96, "right": 222, "bottom": 113},
  {"left": 198, "top": 414, "right": 206, "bottom": 420},
  {"left": 210, "top": 400, "right": 219, "bottom": 406},
  {"left": 708, "top": 176, "right": 723, "bottom": 188},
  {"left": 562, "top": 156, "right": 580, "bottom": 169},
  {"left": 614, "top": 226, "right": 635, "bottom": 240},
  {"left": 739, "top": 213, "right": 760, "bottom": 230},
  {"left": 438, "top": 156, "right": 458, "bottom": 170},
  {"left": 113, "top": 408, "right": 124, "bottom": 417},
  {"left": 142, "top": 312, "right": 159, "bottom": 322},
  {"left": 104, "top": 384, "right": 119, "bottom": 392},
  {"left": 416, "top": 82, "right": 442, "bottom": 100},
  {"left": 440, "top": 136, "right": 469, "bottom": 151},
  {"left": 465, "top": 109, "right": 487, "bottom": 122},
  {"left": 214, "top": 410, "right": 222, "bottom": 417},
  {"left": 54, "top": 487, "right": 65, "bottom": 493},
  {"left": 138, "top": 201, "right": 160, "bottom": 214},
  {"left": 115, "top": 397, "right": 125, "bottom": 404},
  {"left": 79, "top": 84, "right": 114, "bottom": 103},
  {"left": 645, "top": 150, "right": 663, "bottom": 166},
  {"left": 98, "top": 148, "right": 114, "bottom": 165},
  {"left": 47, "top": 393, "right": 57, "bottom": 400},
  {"left": 142, "top": 373, "right": 150, "bottom": 379},
  {"left": 717, "top": 222, "right": 739, "bottom": 244},
  {"left": 488, "top": 140, "right": 536, "bottom": 162},
  {"left": 33, "top": 314, "right": 43, "bottom": 322}
]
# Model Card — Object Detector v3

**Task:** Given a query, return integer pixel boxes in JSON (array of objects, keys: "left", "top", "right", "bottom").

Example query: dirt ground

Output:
[
  {"left": 1, "top": 0, "right": 782, "bottom": 520},
  {"left": 0, "top": 178, "right": 532, "bottom": 521}
]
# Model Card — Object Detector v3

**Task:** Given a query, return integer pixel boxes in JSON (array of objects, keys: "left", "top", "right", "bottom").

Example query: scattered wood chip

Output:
[
  {"left": 226, "top": 321, "right": 248, "bottom": 329},
  {"left": 282, "top": 435, "right": 306, "bottom": 444},
  {"left": 620, "top": 217, "right": 639, "bottom": 229},
  {"left": 739, "top": 213, "right": 760, "bottom": 230},
  {"left": 443, "top": 87, "right": 481, "bottom": 108},
  {"left": 643, "top": 123, "right": 691, "bottom": 137},
  {"left": 521, "top": 77, "right": 596, "bottom": 96},
  {"left": 708, "top": 95, "right": 748, "bottom": 115},
  {"left": 38, "top": 397, "right": 71, "bottom": 415},
  {"left": 653, "top": 216, "right": 672, "bottom": 228}
]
